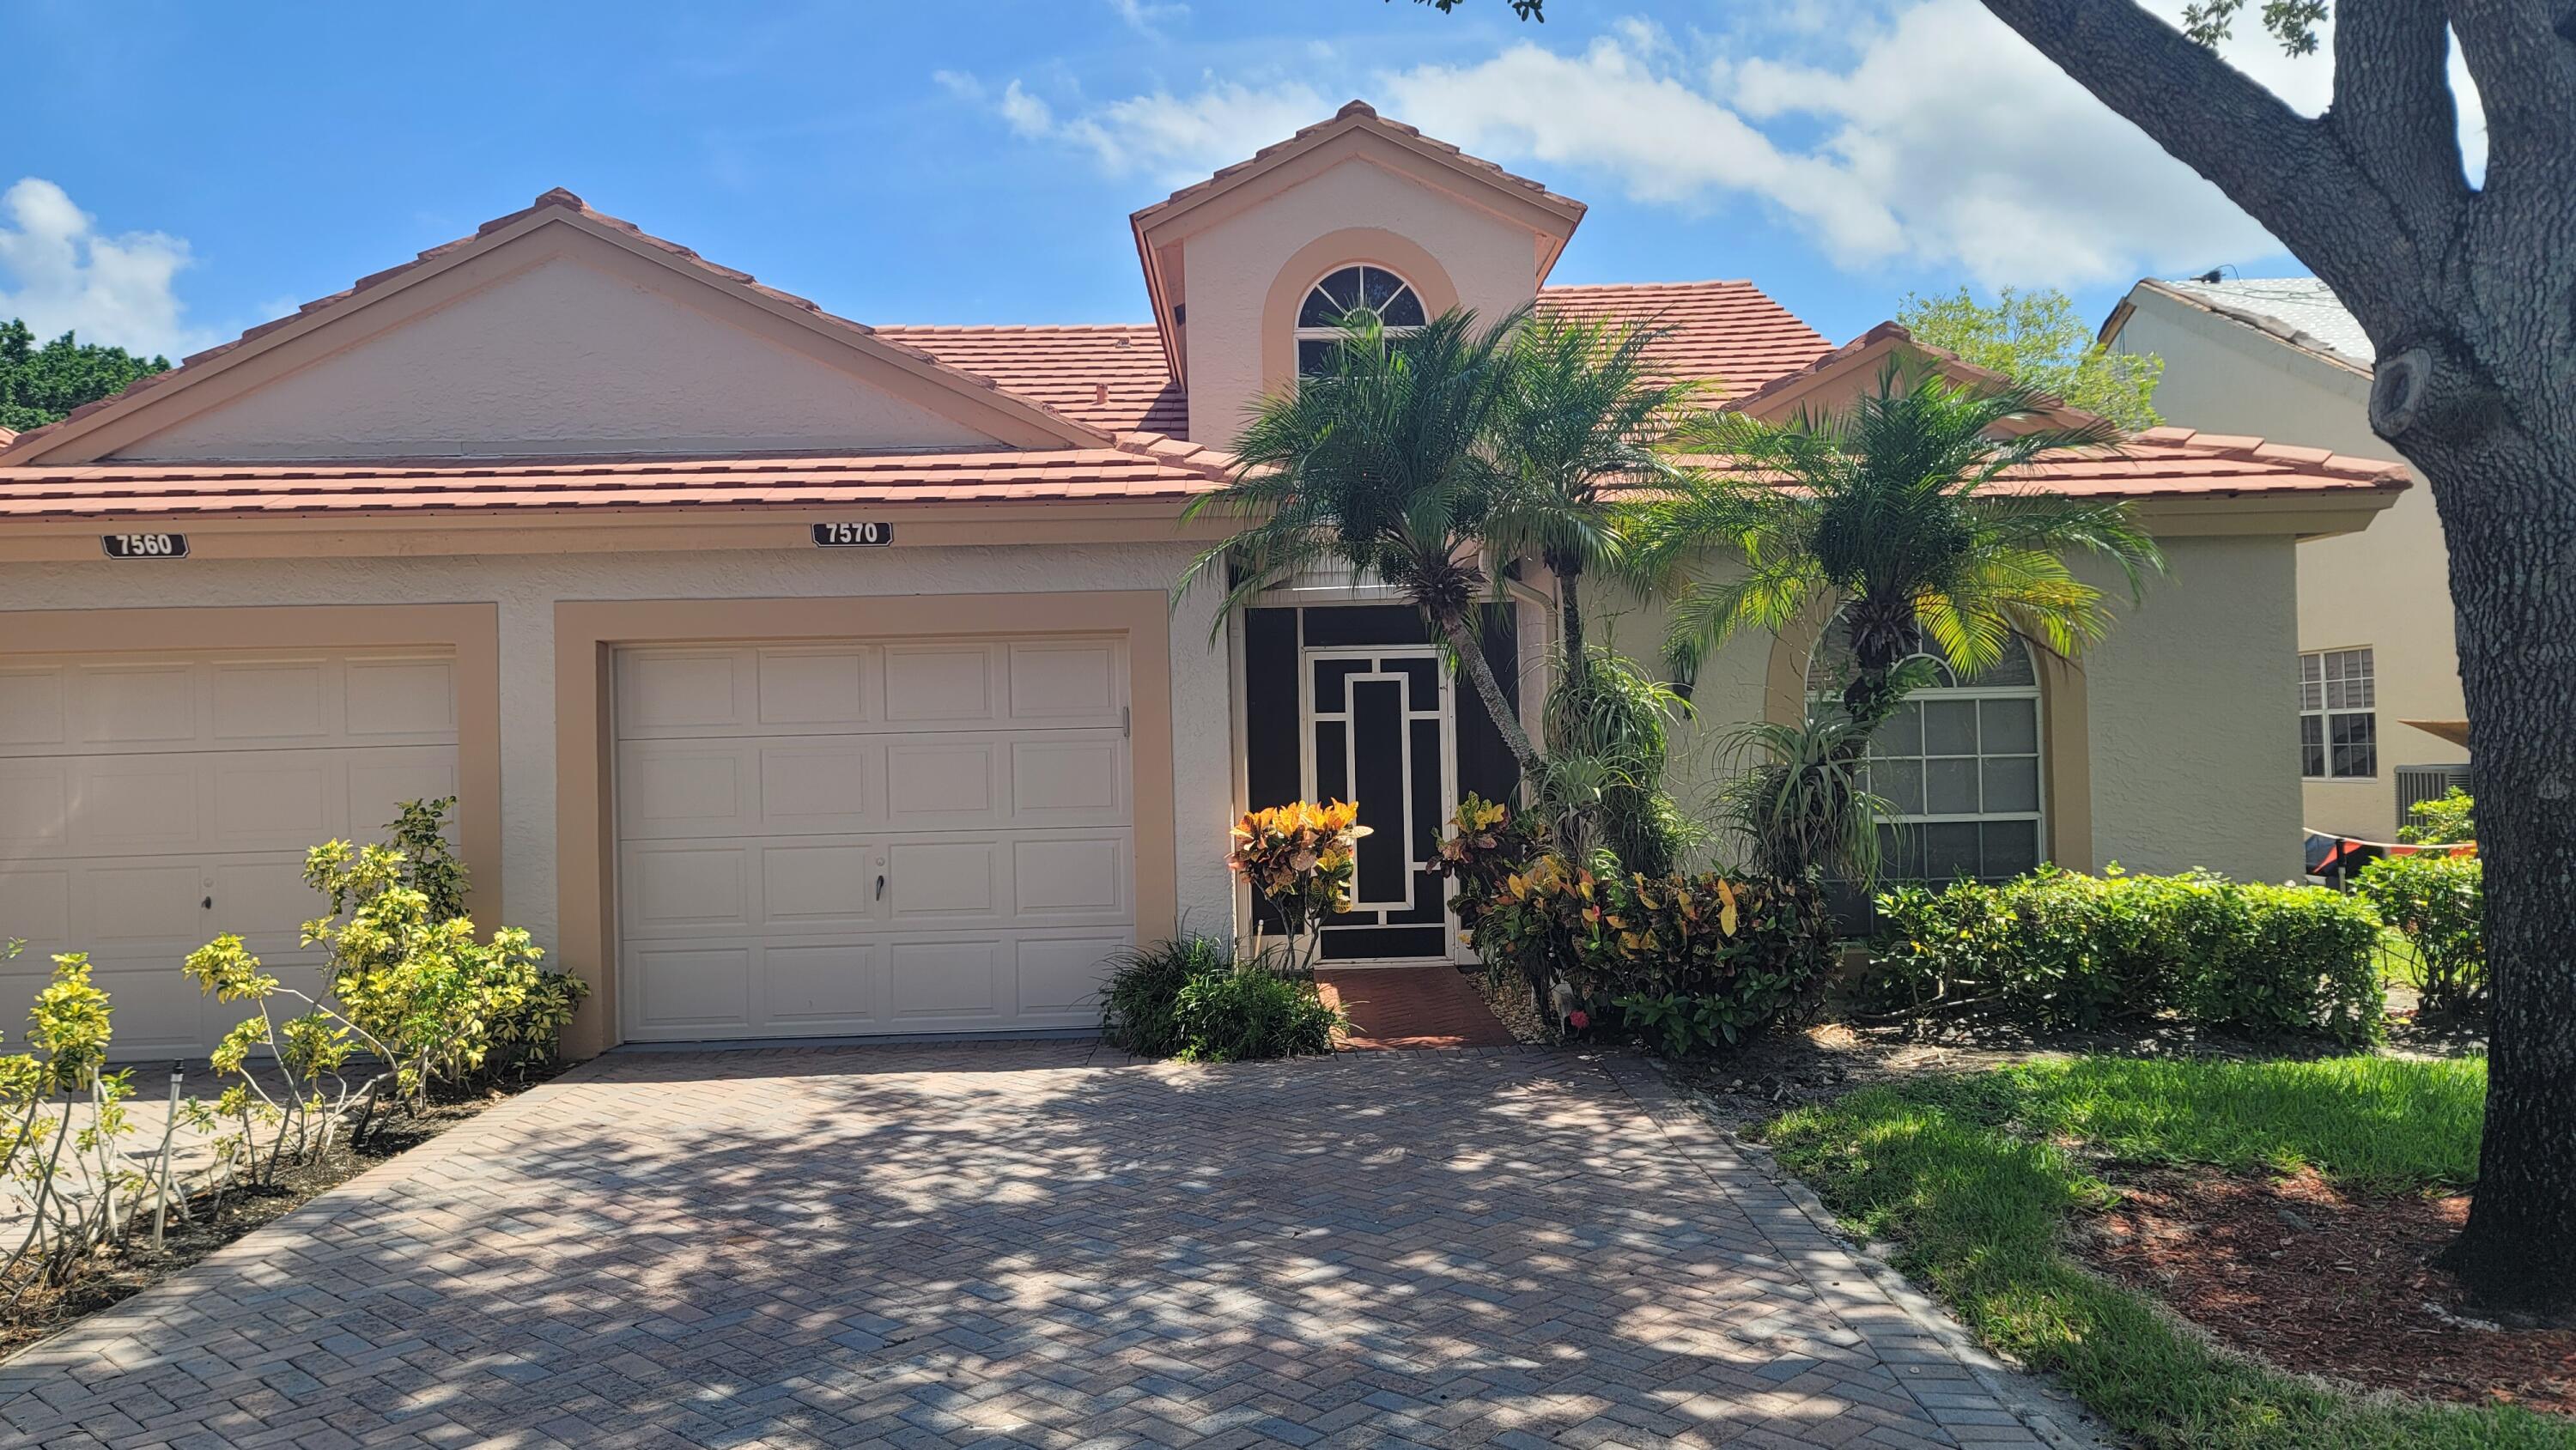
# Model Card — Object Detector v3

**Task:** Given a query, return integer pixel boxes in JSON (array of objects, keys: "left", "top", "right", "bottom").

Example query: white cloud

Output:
[
  {"left": 0, "top": 178, "right": 212, "bottom": 359},
  {"left": 1106, "top": 0, "right": 1189, "bottom": 37},
  {"left": 962, "top": 3, "right": 2490, "bottom": 291}
]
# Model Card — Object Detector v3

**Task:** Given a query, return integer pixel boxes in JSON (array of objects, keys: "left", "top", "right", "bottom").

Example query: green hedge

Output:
[
  {"left": 1099, "top": 935, "right": 1340, "bottom": 1062},
  {"left": 1868, "top": 867, "right": 2384, "bottom": 1043},
  {"left": 2354, "top": 852, "right": 2484, "bottom": 1014}
]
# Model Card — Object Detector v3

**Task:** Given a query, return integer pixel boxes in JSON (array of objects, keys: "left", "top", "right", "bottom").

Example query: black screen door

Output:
[{"left": 1303, "top": 646, "right": 1456, "bottom": 962}]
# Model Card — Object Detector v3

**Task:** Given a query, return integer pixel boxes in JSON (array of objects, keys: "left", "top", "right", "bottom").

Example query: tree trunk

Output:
[
  {"left": 1558, "top": 563, "right": 1587, "bottom": 673},
  {"left": 2404, "top": 415, "right": 2576, "bottom": 1320},
  {"left": 1440, "top": 610, "right": 1540, "bottom": 782}
]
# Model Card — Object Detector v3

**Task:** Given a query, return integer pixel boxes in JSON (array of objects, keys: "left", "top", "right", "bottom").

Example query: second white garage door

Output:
[{"left": 614, "top": 635, "right": 1135, "bottom": 1040}]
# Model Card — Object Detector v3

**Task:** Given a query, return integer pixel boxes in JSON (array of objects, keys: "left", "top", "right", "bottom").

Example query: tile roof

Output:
[
  {"left": 1540, "top": 281, "right": 1833, "bottom": 402},
  {"left": 1133, "top": 100, "right": 1584, "bottom": 232},
  {"left": 874, "top": 325, "right": 1186, "bottom": 435},
  {"left": 2159, "top": 276, "right": 2372, "bottom": 367},
  {"left": 0, "top": 436, "right": 1236, "bottom": 521},
  {"left": 1675, "top": 425, "right": 2408, "bottom": 501}
]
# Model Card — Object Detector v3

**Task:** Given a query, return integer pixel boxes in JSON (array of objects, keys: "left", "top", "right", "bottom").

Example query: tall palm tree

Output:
[
  {"left": 1176, "top": 306, "right": 1542, "bottom": 778},
  {"left": 1636, "top": 361, "right": 2164, "bottom": 733},
  {"left": 1485, "top": 314, "right": 1702, "bottom": 683}
]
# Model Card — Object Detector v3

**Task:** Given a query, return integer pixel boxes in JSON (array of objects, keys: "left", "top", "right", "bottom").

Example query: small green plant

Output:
[
  {"left": 1536, "top": 646, "right": 1695, "bottom": 876},
  {"left": 2355, "top": 852, "right": 2484, "bottom": 1014},
  {"left": 1, "top": 954, "right": 149, "bottom": 1296},
  {"left": 295, "top": 798, "right": 586, "bottom": 1107},
  {"left": 2396, "top": 786, "right": 2476, "bottom": 846},
  {"left": 1715, "top": 715, "right": 1894, "bottom": 885},
  {"left": 1868, "top": 866, "right": 2385, "bottom": 1043},
  {"left": 1099, "top": 935, "right": 1340, "bottom": 1062},
  {"left": 184, "top": 934, "right": 392, "bottom": 1178}
]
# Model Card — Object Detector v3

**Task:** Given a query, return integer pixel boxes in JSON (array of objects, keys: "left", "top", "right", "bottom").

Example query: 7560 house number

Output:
[
  {"left": 811, "top": 522, "right": 894, "bottom": 548},
  {"left": 102, "top": 532, "right": 188, "bottom": 559}
]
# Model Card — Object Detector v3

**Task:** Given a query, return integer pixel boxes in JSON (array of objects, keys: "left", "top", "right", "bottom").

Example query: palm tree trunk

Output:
[
  {"left": 1438, "top": 610, "right": 1540, "bottom": 782},
  {"left": 1558, "top": 567, "right": 1586, "bottom": 676}
]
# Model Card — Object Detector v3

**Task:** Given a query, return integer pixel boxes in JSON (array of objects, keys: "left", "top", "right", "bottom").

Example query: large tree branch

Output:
[
  {"left": 2450, "top": 0, "right": 2576, "bottom": 190},
  {"left": 1979, "top": 0, "right": 2409, "bottom": 292},
  {"left": 2330, "top": 0, "right": 2471, "bottom": 257}
]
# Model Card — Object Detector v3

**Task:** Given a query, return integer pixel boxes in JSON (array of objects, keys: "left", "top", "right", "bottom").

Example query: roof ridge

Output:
[
  {"left": 0, "top": 187, "right": 1115, "bottom": 464},
  {"left": 1540, "top": 279, "right": 1758, "bottom": 292}
]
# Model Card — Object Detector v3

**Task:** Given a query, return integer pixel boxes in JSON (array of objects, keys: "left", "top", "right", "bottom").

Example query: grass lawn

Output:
[{"left": 1762, "top": 1055, "right": 2575, "bottom": 1448}]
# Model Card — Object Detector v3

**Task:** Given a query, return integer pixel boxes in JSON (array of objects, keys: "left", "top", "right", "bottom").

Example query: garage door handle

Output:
[
  {"left": 875, "top": 874, "right": 886, "bottom": 901},
  {"left": 202, "top": 895, "right": 213, "bottom": 910}
]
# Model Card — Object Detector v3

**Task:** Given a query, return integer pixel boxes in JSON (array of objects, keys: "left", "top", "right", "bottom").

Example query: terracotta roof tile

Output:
[
  {"left": 1538, "top": 281, "right": 1834, "bottom": 402},
  {"left": 1673, "top": 428, "right": 2409, "bottom": 501},
  {"left": 0, "top": 436, "right": 1236, "bottom": 522},
  {"left": 874, "top": 325, "right": 1186, "bottom": 435}
]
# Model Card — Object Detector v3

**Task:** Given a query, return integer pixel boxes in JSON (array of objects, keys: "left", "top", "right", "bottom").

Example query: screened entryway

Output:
[{"left": 1242, "top": 602, "right": 1522, "bottom": 963}]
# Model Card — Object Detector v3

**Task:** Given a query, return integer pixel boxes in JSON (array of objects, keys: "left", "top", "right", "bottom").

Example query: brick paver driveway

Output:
[{"left": 4, "top": 1044, "right": 2058, "bottom": 1449}]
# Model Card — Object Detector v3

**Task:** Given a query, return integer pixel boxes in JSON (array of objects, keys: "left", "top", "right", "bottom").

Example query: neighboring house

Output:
[
  {"left": 0, "top": 103, "right": 2403, "bottom": 1059},
  {"left": 2100, "top": 277, "right": 2466, "bottom": 841}
]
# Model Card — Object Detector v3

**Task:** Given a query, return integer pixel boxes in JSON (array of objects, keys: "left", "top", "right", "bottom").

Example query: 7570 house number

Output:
[{"left": 811, "top": 522, "right": 895, "bottom": 548}]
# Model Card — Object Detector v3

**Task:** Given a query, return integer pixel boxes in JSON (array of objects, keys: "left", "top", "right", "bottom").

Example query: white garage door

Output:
[
  {"left": 614, "top": 636, "right": 1134, "bottom": 1040},
  {"left": 0, "top": 650, "right": 461, "bottom": 1058}
]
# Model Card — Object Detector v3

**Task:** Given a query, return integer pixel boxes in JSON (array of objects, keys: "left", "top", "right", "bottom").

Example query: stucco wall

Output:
[
  {"left": 2112, "top": 300, "right": 2463, "bottom": 839},
  {"left": 115, "top": 256, "right": 1004, "bottom": 461},
  {"left": 0, "top": 544, "right": 1236, "bottom": 971},
  {"left": 1600, "top": 531, "right": 2306, "bottom": 885},
  {"left": 1179, "top": 157, "right": 1538, "bottom": 445}
]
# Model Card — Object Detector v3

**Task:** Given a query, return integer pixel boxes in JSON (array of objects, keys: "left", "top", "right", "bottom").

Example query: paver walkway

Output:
[
  {"left": 1314, "top": 966, "right": 1517, "bottom": 1050},
  {"left": 2, "top": 1043, "right": 2057, "bottom": 1448}
]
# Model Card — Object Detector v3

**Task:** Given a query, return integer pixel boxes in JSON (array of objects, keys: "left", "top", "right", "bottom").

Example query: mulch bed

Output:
[
  {"left": 0, "top": 1066, "right": 563, "bottom": 1362},
  {"left": 2076, "top": 1168, "right": 2576, "bottom": 1417}
]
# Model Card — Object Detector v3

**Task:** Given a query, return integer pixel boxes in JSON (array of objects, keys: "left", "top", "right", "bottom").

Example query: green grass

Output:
[{"left": 1762, "top": 1055, "right": 2570, "bottom": 1449}]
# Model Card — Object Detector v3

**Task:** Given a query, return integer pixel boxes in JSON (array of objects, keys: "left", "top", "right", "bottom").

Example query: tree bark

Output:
[
  {"left": 1977, "top": 0, "right": 2576, "bottom": 1314},
  {"left": 2403, "top": 413, "right": 2576, "bottom": 1320},
  {"left": 1441, "top": 610, "right": 1541, "bottom": 782},
  {"left": 1558, "top": 567, "right": 1586, "bottom": 673}
]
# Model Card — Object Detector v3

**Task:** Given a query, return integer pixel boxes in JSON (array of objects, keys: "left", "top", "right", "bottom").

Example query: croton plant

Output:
[{"left": 1227, "top": 799, "right": 1373, "bottom": 947}]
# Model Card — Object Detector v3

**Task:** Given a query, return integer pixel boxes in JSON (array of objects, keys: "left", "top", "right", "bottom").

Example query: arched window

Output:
[
  {"left": 1813, "top": 628, "right": 2044, "bottom": 883},
  {"left": 1295, "top": 264, "right": 1426, "bottom": 375}
]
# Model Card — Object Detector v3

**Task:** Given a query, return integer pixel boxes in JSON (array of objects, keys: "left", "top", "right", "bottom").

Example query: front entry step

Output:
[{"left": 1314, "top": 965, "right": 1518, "bottom": 1050}]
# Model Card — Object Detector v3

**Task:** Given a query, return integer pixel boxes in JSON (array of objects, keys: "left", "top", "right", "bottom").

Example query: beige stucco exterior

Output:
[
  {"left": 2106, "top": 286, "right": 2464, "bottom": 840},
  {"left": 1174, "top": 156, "right": 1551, "bottom": 443},
  {"left": 1600, "top": 531, "right": 2306, "bottom": 887}
]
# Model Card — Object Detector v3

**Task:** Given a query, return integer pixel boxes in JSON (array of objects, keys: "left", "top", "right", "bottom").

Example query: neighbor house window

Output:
[
  {"left": 2300, "top": 646, "right": 2376, "bottom": 779},
  {"left": 1815, "top": 628, "right": 2045, "bottom": 883},
  {"left": 1296, "top": 264, "right": 1425, "bottom": 375}
]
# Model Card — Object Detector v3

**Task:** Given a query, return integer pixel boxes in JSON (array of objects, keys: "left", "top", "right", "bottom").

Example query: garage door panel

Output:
[
  {"left": 1011, "top": 837, "right": 1128, "bottom": 917},
  {"left": 210, "top": 659, "right": 330, "bottom": 743},
  {"left": 623, "top": 846, "right": 752, "bottom": 931},
  {"left": 618, "top": 743, "right": 756, "bottom": 837},
  {"left": 0, "top": 762, "right": 70, "bottom": 853},
  {"left": 762, "top": 942, "right": 882, "bottom": 1029},
  {"left": 627, "top": 944, "right": 755, "bottom": 1034},
  {"left": 884, "top": 741, "right": 999, "bottom": 825},
  {"left": 886, "top": 938, "right": 1005, "bottom": 1022},
  {"left": 345, "top": 658, "right": 458, "bottom": 739},
  {"left": 885, "top": 840, "right": 1002, "bottom": 920},
  {"left": 76, "top": 862, "right": 207, "bottom": 945},
  {"left": 346, "top": 749, "right": 462, "bottom": 828},
  {"left": 1018, "top": 933, "right": 1127, "bottom": 1016},
  {"left": 756, "top": 742, "right": 872, "bottom": 828},
  {"left": 1009, "top": 737, "right": 1127, "bottom": 822},
  {"left": 756, "top": 648, "right": 872, "bottom": 727},
  {"left": 73, "top": 759, "right": 204, "bottom": 855},
  {"left": 0, "top": 868, "right": 70, "bottom": 941},
  {"left": 210, "top": 755, "right": 340, "bottom": 848},
  {"left": 77, "top": 664, "right": 196, "bottom": 745},
  {"left": 618, "top": 650, "right": 751, "bottom": 734},
  {"left": 759, "top": 844, "right": 878, "bottom": 926},
  {"left": 0, "top": 670, "right": 66, "bottom": 748},
  {"left": 1008, "top": 641, "right": 1122, "bottom": 725},
  {"left": 210, "top": 858, "right": 319, "bottom": 940},
  {"left": 76, "top": 958, "right": 212, "bottom": 1056}
]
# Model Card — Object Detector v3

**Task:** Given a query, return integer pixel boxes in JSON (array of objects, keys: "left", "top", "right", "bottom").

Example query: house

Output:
[
  {"left": 2099, "top": 277, "right": 2466, "bottom": 840},
  {"left": 0, "top": 104, "right": 2405, "bottom": 1059}
]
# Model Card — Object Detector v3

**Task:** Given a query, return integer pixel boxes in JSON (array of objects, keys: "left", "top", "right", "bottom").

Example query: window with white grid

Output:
[
  {"left": 2300, "top": 646, "right": 2376, "bottom": 780},
  {"left": 1814, "top": 629, "right": 2045, "bottom": 883}
]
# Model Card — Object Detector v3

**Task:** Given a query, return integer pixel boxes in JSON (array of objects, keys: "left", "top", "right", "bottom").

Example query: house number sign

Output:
[
  {"left": 811, "top": 522, "right": 895, "bottom": 548},
  {"left": 102, "top": 532, "right": 189, "bottom": 559}
]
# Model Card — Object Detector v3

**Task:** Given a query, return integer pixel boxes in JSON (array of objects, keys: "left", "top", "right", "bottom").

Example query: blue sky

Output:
[{"left": 10, "top": 0, "right": 2460, "bottom": 365}]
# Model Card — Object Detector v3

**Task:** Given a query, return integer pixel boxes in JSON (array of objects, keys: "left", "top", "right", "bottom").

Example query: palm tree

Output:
[
  {"left": 1485, "top": 314, "right": 1702, "bottom": 683},
  {"left": 1637, "top": 361, "right": 2163, "bottom": 733},
  {"left": 1176, "top": 307, "right": 1542, "bottom": 778}
]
